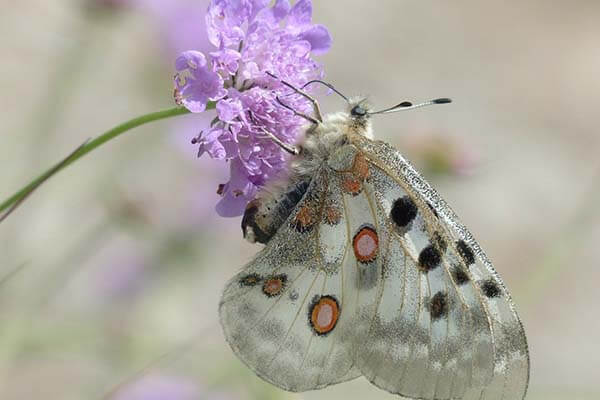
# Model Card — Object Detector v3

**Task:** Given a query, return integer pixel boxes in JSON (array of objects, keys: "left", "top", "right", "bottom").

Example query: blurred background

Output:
[{"left": 1, "top": 0, "right": 599, "bottom": 399}]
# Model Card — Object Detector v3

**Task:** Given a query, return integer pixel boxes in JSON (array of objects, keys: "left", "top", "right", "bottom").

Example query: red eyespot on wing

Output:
[
  {"left": 291, "top": 205, "right": 316, "bottom": 232},
  {"left": 262, "top": 274, "right": 287, "bottom": 297},
  {"left": 353, "top": 226, "right": 379, "bottom": 263},
  {"left": 309, "top": 295, "right": 340, "bottom": 335},
  {"left": 324, "top": 206, "right": 341, "bottom": 225},
  {"left": 342, "top": 175, "right": 363, "bottom": 195}
]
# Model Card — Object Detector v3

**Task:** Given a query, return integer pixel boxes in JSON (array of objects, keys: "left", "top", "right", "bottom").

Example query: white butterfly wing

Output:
[
  {"left": 353, "top": 137, "right": 530, "bottom": 400},
  {"left": 220, "top": 168, "right": 379, "bottom": 391}
]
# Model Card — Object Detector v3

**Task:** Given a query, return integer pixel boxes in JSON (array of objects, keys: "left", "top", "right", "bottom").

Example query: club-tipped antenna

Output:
[
  {"left": 301, "top": 80, "right": 349, "bottom": 103},
  {"left": 369, "top": 98, "right": 452, "bottom": 115}
]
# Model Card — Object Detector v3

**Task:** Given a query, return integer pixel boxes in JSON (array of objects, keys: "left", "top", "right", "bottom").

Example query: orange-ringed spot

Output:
[
  {"left": 309, "top": 295, "right": 340, "bottom": 335},
  {"left": 324, "top": 206, "right": 341, "bottom": 225},
  {"left": 262, "top": 274, "right": 287, "bottom": 297},
  {"left": 353, "top": 225, "right": 379, "bottom": 263},
  {"left": 291, "top": 205, "right": 315, "bottom": 233},
  {"left": 342, "top": 175, "right": 362, "bottom": 195},
  {"left": 239, "top": 273, "right": 261, "bottom": 287}
]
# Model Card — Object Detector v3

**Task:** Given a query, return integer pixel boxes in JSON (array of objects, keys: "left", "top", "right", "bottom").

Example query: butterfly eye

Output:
[{"left": 351, "top": 105, "right": 367, "bottom": 117}]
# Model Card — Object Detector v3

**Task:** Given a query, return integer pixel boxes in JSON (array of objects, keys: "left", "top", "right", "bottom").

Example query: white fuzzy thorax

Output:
[{"left": 243, "top": 107, "right": 372, "bottom": 243}]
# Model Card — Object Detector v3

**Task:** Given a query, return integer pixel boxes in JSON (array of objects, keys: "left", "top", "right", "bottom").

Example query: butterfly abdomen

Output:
[{"left": 242, "top": 179, "right": 311, "bottom": 244}]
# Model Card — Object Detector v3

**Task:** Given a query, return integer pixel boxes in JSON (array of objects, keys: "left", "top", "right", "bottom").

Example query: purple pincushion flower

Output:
[{"left": 173, "top": 0, "right": 332, "bottom": 217}]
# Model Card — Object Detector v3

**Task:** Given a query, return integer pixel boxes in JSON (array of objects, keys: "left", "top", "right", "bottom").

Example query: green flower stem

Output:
[{"left": 0, "top": 104, "right": 213, "bottom": 218}]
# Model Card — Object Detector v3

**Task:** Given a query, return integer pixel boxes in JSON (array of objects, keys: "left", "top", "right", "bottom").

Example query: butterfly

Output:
[{"left": 219, "top": 79, "right": 530, "bottom": 400}]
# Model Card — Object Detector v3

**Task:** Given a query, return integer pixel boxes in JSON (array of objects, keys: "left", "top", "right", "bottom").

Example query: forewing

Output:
[{"left": 353, "top": 136, "right": 530, "bottom": 400}]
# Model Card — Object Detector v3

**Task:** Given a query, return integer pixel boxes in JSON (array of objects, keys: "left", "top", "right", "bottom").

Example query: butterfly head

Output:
[
  {"left": 349, "top": 100, "right": 370, "bottom": 120},
  {"left": 341, "top": 97, "right": 373, "bottom": 137}
]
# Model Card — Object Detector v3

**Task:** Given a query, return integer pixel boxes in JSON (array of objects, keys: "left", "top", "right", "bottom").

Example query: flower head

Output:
[{"left": 174, "top": 0, "right": 331, "bottom": 217}]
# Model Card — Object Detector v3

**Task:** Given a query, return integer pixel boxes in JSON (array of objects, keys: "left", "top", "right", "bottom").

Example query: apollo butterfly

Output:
[{"left": 219, "top": 77, "right": 529, "bottom": 400}]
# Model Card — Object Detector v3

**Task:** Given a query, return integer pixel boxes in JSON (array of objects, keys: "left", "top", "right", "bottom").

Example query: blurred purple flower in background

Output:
[
  {"left": 174, "top": 0, "right": 331, "bottom": 217},
  {"left": 111, "top": 374, "right": 238, "bottom": 400},
  {"left": 112, "top": 375, "right": 199, "bottom": 400},
  {"left": 136, "top": 0, "right": 211, "bottom": 56},
  {"left": 93, "top": 236, "right": 149, "bottom": 302}
]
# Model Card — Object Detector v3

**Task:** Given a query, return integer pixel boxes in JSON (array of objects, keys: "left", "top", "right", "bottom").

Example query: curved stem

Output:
[{"left": 0, "top": 105, "right": 211, "bottom": 220}]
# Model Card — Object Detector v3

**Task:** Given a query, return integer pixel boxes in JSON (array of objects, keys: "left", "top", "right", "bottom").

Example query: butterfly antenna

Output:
[
  {"left": 369, "top": 98, "right": 452, "bottom": 115},
  {"left": 301, "top": 80, "right": 349, "bottom": 103}
]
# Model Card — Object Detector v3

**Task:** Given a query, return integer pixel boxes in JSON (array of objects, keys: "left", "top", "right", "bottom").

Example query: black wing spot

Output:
[
  {"left": 429, "top": 291, "right": 449, "bottom": 320},
  {"left": 427, "top": 202, "right": 439, "bottom": 218},
  {"left": 418, "top": 244, "right": 441, "bottom": 272},
  {"left": 481, "top": 279, "right": 502, "bottom": 298},
  {"left": 456, "top": 239, "right": 476, "bottom": 266},
  {"left": 390, "top": 196, "right": 418, "bottom": 227},
  {"left": 433, "top": 231, "right": 447, "bottom": 252},
  {"left": 452, "top": 265, "right": 470, "bottom": 285}
]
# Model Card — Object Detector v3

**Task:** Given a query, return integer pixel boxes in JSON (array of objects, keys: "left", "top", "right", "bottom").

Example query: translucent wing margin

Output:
[{"left": 355, "top": 136, "right": 530, "bottom": 400}]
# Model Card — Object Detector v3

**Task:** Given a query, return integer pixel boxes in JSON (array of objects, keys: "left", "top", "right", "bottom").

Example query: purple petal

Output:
[
  {"left": 289, "top": 40, "right": 312, "bottom": 57},
  {"left": 203, "top": 126, "right": 225, "bottom": 142},
  {"left": 256, "top": 0, "right": 291, "bottom": 25},
  {"left": 215, "top": 190, "right": 252, "bottom": 217},
  {"left": 300, "top": 24, "right": 332, "bottom": 54},
  {"left": 210, "top": 48, "right": 241, "bottom": 75},
  {"left": 230, "top": 157, "right": 255, "bottom": 188},
  {"left": 205, "top": 139, "right": 226, "bottom": 159},
  {"left": 216, "top": 98, "right": 244, "bottom": 122},
  {"left": 205, "top": 0, "right": 249, "bottom": 47},
  {"left": 240, "top": 61, "right": 261, "bottom": 80},
  {"left": 250, "top": 0, "right": 271, "bottom": 20},
  {"left": 174, "top": 51, "right": 226, "bottom": 113},
  {"left": 288, "top": 0, "right": 312, "bottom": 27},
  {"left": 272, "top": 0, "right": 291, "bottom": 21},
  {"left": 253, "top": 0, "right": 290, "bottom": 25},
  {"left": 221, "top": 136, "right": 240, "bottom": 158},
  {"left": 178, "top": 94, "right": 209, "bottom": 113},
  {"left": 215, "top": 159, "right": 258, "bottom": 217},
  {"left": 175, "top": 50, "right": 207, "bottom": 71}
]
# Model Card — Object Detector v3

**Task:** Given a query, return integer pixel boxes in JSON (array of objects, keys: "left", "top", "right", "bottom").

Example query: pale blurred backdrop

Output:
[{"left": 1, "top": 1, "right": 599, "bottom": 399}]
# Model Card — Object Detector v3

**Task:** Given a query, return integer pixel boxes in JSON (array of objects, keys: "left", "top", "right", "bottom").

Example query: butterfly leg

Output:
[
  {"left": 275, "top": 96, "right": 320, "bottom": 125},
  {"left": 259, "top": 127, "right": 300, "bottom": 155},
  {"left": 266, "top": 72, "right": 323, "bottom": 123},
  {"left": 247, "top": 110, "right": 301, "bottom": 155}
]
